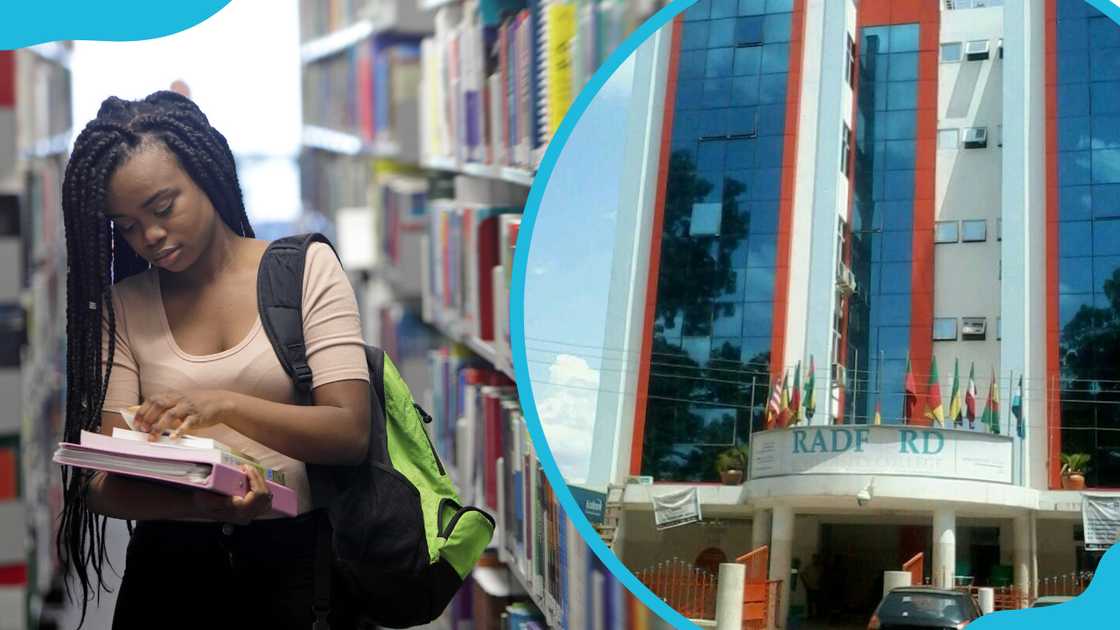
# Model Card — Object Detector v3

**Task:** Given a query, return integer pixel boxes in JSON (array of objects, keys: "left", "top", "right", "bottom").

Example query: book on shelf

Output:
[{"left": 53, "top": 430, "right": 296, "bottom": 517}]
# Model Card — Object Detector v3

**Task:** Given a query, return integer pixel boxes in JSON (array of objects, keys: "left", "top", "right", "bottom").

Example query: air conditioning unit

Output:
[
  {"left": 961, "top": 317, "right": 987, "bottom": 339},
  {"left": 963, "top": 127, "right": 988, "bottom": 149},
  {"left": 965, "top": 39, "right": 990, "bottom": 61},
  {"left": 836, "top": 263, "right": 858, "bottom": 296},
  {"left": 831, "top": 362, "right": 848, "bottom": 388}
]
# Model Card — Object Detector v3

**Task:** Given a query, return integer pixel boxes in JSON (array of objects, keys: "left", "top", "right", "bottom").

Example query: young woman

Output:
[{"left": 57, "top": 91, "right": 370, "bottom": 629}]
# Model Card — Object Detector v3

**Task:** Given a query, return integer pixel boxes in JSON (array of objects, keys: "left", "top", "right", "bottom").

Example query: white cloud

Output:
[{"left": 533, "top": 354, "right": 600, "bottom": 484}]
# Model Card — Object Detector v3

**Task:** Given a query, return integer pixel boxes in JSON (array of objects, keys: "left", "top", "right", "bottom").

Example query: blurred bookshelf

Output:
[
  {"left": 0, "top": 43, "right": 72, "bottom": 630},
  {"left": 297, "top": 1, "right": 672, "bottom": 627}
]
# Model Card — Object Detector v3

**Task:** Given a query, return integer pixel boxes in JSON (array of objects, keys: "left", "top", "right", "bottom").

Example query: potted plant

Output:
[
  {"left": 715, "top": 445, "right": 749, "bottom": 485},
  {"left": 1060, "top": 453, "right": 1091, "bottom": 490}
]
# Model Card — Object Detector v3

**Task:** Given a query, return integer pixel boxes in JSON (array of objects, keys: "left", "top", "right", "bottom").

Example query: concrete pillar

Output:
[
  {"left": 932, "top": 508, "right": 957, "bottom": 589},
  {"left": 883, "top": 571, "right": 912, "bottom": 596},
  {"left": 977, "top": 587, "right": 995, "bottom": 614},
  {"left": 769, "top": 505, "right": 794, "bottom": 628},
  {"left": 716, "top": 562, "right": 746, "bottom": 630},
  {"left": 752, "top": 509, "right": 772, "bottom": 551},
  {"left": 1013, "top": 514, "right": 1031, "bottom": 604}
]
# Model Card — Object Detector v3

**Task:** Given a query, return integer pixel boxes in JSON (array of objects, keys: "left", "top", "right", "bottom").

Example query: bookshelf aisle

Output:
[
  {"left": 299, "top": 1, "right": 674, "bottom": 628},
  {"left": 0, "top": 43, "right": 72, "bottom": 630}
]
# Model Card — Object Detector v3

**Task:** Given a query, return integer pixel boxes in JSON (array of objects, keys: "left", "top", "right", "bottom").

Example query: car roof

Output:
[
  {"left": 1033, "top": 596, "right": 1074, "bottom": 602},
  {"left": 888, "top": 587, "right": 967, "bottom": 596}
]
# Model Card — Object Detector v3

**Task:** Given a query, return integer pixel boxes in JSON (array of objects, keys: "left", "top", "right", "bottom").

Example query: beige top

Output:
[{"left": 100, "top": 241, "right": 370, "bottom": 515}]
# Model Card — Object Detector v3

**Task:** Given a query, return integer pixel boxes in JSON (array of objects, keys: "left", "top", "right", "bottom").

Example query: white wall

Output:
[
  {"left": 1036, "top": 518, "right": 1078, "bottom": 578},
  {"left": 1001, "top": 0, "right": 1050, "bottom": 490},
  {"left": 933, "top": 8, "right": 1005, "bottom": 420},
  {"left": 801, "top": 0, "right": 859, "bottom": 425}
]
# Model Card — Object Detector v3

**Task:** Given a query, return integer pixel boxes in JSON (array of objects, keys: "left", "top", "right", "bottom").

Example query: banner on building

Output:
[
  {"left": 1082, "top": 493, "right": 1120, "bottom": 549},
  {"left": 651, "top": 487, "right": 702, "bottom": 531}
]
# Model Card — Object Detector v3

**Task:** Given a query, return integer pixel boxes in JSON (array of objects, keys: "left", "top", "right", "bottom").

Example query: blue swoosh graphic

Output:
[
  {"left": 1, "top": 1, "right": 231, "bottom": 50},
  {"left": 511, "top": 0, "right": 1120, "bottom": 628}
]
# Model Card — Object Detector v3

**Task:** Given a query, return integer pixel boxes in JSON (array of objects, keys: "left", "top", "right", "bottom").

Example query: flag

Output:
[
  {"left": 965, "top": 362, "right": 978, "bottom": 430},
  {"left": 981, "top": 368, "right": 1000, "bottom": 435},
  {"left": 874, "top": 398, "right": 882, "bottom": 425},
  {"left": 777, "top": 371, "right": 792, "bottom": 428},
  {"left": 805, "top": 355, "right": 817, "bottom": 422},
  {"left": 766, "top": 375, "right": 783, "bottom": 429},
  {"left": 904, "top": 355, "right": 918, "bottom": 424},
  {"left": 1012, "top": 373, "right": 1024, "bottom": 439},
  {"left": 925, "top": 356, "right": 944, "bottom": 427},
  {"left": 949, "top": 358, "right": 963, "bottom": 428},
  {"left": 790, "top": 361, "right": 803, "bottom": 425}
]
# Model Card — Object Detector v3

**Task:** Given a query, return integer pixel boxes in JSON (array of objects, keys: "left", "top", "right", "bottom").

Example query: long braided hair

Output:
[{"left": 57, "top": 90, "right": 254, "bottom": 623}]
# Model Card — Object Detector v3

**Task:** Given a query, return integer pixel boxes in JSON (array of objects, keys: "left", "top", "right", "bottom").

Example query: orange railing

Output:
[
  {"left": 737, "top": 547, "right": 779, "bottom": 629},
  {"left": 634, "top": 558, "right": 719, "bottom": 620},
  {"left": 1037, "top": 571, "right": 1095, "bottom": 598},
  {"left": 902, "top": 553, "right": 924, "bottom": 587}
]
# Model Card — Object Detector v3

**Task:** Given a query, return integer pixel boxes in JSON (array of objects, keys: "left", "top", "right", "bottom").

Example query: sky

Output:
[
  {"left": 69, "top": 0, "right": 302, "bottom": 223},
  {"left": 524, "top": 55, "right": 637, "bottom": 484}
]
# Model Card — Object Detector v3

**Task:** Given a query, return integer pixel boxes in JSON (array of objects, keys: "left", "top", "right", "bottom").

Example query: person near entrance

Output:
[{"left": 800, "top": 554, "right": 824, "bottom": 619}]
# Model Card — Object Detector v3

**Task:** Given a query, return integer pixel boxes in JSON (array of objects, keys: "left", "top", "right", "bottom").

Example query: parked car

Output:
[
  {"left": 1030, "top": 595, "right": 1074, "bottom": 607},
  {"left": 868, "top": 587, "right": 983, "bottom": 629}
]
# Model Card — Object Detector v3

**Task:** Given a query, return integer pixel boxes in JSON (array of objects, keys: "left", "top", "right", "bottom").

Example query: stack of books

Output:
[{"left": 54, "top": 429, "right": 297, "bottom": 517}]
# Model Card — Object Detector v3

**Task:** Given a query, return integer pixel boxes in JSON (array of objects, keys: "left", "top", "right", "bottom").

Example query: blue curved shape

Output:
[
  {"left": 1, "top": 1, "right": 231, "bottom": 50},
  {"left": 511, "top": 1, "right": 699, "bottom": 628},
  {"left": 511, "top": 0, "right": 1120, "bottom": 628}
]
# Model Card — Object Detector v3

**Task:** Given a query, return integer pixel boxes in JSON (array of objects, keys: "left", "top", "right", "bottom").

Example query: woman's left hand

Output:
[{"left": 133, "top": 389, "right": 232, "bottom": 440}]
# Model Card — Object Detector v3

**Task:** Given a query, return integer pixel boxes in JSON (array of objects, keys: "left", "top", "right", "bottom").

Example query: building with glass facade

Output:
[{"left": 585, "top": 0, "right": 1116, "bottom": 623}]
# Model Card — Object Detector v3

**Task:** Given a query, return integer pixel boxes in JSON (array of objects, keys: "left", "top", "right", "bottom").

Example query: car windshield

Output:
[{"left": 878, "top": 592, "right": 972, "bottom": 624}]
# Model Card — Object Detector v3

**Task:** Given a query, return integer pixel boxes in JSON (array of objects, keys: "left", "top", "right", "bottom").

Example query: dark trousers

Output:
[{"left": 113, "top": 511, "right": 356, "bottom": 630}]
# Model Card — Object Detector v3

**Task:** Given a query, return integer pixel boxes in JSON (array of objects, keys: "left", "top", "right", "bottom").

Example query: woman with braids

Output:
[{"left": 57, "top": 91, "right": 370, "bottom": 629}]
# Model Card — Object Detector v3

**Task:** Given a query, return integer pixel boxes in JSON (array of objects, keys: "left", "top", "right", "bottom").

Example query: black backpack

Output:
[{"left": 257, "top": 233, "right": 495, "bottom": 629}]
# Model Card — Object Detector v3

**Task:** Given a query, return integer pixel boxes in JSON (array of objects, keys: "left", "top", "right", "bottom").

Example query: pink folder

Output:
[{"left": 54, "top": 439, "right": 298, "bottom": 517}]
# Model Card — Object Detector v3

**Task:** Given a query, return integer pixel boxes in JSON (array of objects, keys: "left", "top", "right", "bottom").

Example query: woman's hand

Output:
[
  {"left": 192, "top": 465, "right": 274, "bottom": 525},
  {"left": 133, "top": 389, "right": 233, "bottom": 440}
]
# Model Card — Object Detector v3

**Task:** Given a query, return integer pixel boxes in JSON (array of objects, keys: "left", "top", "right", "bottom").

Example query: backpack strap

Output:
[
  {"left": 258, "top": 233, "right": 341, "bottom": 630},
  {"left": 257, "top": 233, "right": 339, "bottom": 404}
]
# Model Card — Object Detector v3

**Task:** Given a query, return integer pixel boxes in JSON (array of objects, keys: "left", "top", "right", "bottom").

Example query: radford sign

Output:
[{"left": 750, "top": 425, "right": 1013, "bottom": 484}]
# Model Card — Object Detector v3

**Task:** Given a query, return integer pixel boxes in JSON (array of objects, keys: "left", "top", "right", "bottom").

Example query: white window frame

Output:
[
  {"left": 938, "top": 128, "right": 959, "bottom": 150},
  {"left": 933, "top": 318, "right": 958, "bottom": 341},
  {"left": 940, "top": 42, "right": 963, "bottom": 63},
  {"left": 961, "top": 219, "right": 987, "bottom": 242},
  {"left": 935, "top": 221, "right": 960, "bottom": 244}
]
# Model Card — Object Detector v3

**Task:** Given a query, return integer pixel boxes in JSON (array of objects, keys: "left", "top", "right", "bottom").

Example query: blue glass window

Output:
[
  {"left": 758, "top": 73, "right": 788, "bottom": 104},
  {"left": 682, "top": 21, "right": 710, "bottom": 50},
  {"left": 1091, "top": 81, "right": 1120, "bottom": 114},
  {"left": 725, "top": 140, "right": 756, "bottom": 168},
  {"left": 710, "top": 0, "right": 738, "bottom": 19},
  {"left": 1091, "top": 149, "right": 1120, "bottom": 184},
  {"left": 892, "top": 25, "right": 919, "bottom": 53},
  {"left": 1061, "top": 186, "right": 1093, "bottom": 221},
  {"left": 742, "top": 301, "right": 773, "bottom": 334},
  {"left": 1060, "top": 294, "right": 1094, "bottom": 328},
  {"left": 888, "top": 53, "right": 919, "bottom": 82},
  {"left": 1058, "top": 82, "right": 1090, "bottom": 116},
  {"left": 1061, "top": 257, "right": 1093, "bottom": 294},
  {"left": 886, "top": 82, "right": 917, "bottom": 111},
  {"left": 884, "top": 170, "right": 915, "bottom": 201},
  {"left": 749, "top": 201, "right": 780, "bottom": 234},
  {"left": 1058, "top": 18, "right": 1089, "bottom": 50},
  {"left": 738, "top": 0, "right": 765, "bottom": 16},
  {"left": 732, "top": 74, "right": 760, "bottom": 105},
  {"left": 877, "top": 325, "right": 910, "bottom": 357},
  {"left": 735, "top": 16, "right": 764, "bottom": 45},
  {"left": 883, "top": 110, "right": 917, "bottom": 140},
  {"left": 712, "top": 302, "right": 743, "bottom": 336},
  {"left": 879, "top": 262, "right": 911, "bottom": 295},
  {"left": 754, "top": 135, "right": 784, "bottom": 167},
  {"left": 706, "top": 48, "right": 734, "bottom": 78},
  {"left": 684, "top": 0, "right": 711, "bottom": 21},
  {"left": 1093, "top": 219, "right": 1120, "bottom": 255},
  {"left": 761, "top": 43, "right": 791, "bottom": 74},
  {"left": 697, "top": 141, "right": 727, "bottom": 170},
  {"left": 1090, "top": 47, "right": 1120, "bottom": 81},
  {"left": 757, "top": 104, "right": 786, "bottom": 136},
  {"left": 704, "top": 78, "right": 733, "bottom": 107},
  {"left": 751, "top": 167, "right": 783, "bottom": 200},
  {"left": 677, "top": 80, "right": 704, "bottom": 109},
  {"left": 1092, "top": 116, "right": 1120, "bottom": 150},
  {"left": 710, "top": 18, "right": 737, "bottom": 48},
  {"left": 680, "top": 50, "right": 708, "bottom": 79},
  {"left": 1059, "top": 116, "right": 1092, "bottom": 152},
  {"left": 745, "top": 266, "right": 775, "bottom": 301},
  {"left": 764, "top": 0, "right": 792, "bottom": 12},
  {"left": 1094, "top": 185, "right": 1120, "bottom": 218},
  {"left": 747, "top": 235, "right": 777, "bottom": 267},
  {"left": 728, "top": 107, "right": 758, "bottom": 136},
  {"left": 1094, "top": 256, "right": 1120, "bottom": 293},
  {"left": 1060, "top": 151, "right": 1092, "bottom": 186},
  {"left": 1059, "top": 221, "right": 1092, "bottom": 258},
  {"left": 1058, "top": 52, "right": 1090, "bottom": 84},
  {"left": 763, "top": 13, "right": 791, "bottom": 43},
  {"left": 682, "top": 336, "right": 712, "bottom": 364},
  {"left": 884, "top": 140, "right": 916, "bottom": 167}
]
